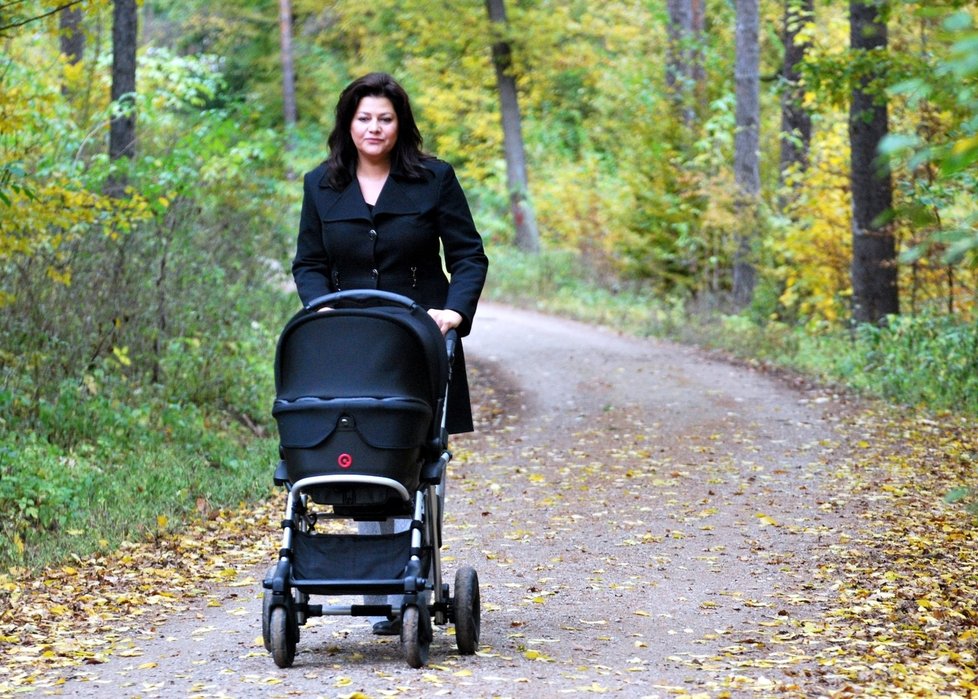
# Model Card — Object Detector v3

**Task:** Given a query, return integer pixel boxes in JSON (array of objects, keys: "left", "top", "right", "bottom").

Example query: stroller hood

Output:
[{"left": 273, "top": 292, "right": 450, "bottom": 457}]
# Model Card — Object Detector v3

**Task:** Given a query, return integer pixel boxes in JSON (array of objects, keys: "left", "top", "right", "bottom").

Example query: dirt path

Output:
[{"left": 49, "top": 302, "right": 851, "bottom": 697}]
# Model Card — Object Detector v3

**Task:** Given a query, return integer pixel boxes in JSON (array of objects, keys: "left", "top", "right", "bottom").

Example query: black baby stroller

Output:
[{"left": 261, "top": 290, "right": 481, "bottom": 668}]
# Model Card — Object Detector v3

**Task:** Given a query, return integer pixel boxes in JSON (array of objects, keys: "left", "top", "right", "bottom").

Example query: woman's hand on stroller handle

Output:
[
  {"left": 303, "top": 294, "right": 336, "bottom": 313},
  {"left": 427, "top": 308, "right": 462, "bottom": 336}
]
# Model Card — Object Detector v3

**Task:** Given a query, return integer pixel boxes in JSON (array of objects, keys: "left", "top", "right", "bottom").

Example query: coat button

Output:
[
  {"left": 368, "top": 229, "right": 377, "bottom": 240},
  {"left": 371, "top": 269, "right": 379, "bottom": 278}
]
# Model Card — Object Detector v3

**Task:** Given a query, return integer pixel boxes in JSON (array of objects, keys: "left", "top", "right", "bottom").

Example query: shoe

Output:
[{"left": 372, "top": 618, "right": 402, "bottom": 636}]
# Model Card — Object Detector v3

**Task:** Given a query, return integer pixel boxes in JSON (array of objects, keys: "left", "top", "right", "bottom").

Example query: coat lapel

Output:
[
  {"left": 372, "top": 176, "right": 421, "bottom": 217},
  {"left": 318, "top": 173, "right": 422, "bottom": 221},
  {"left": 320, "top": 181, "right": 372, "bottom": 222}
]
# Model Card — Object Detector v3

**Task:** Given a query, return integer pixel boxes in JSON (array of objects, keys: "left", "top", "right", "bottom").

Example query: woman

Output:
[
  {"left": 291, "top": 72, "right": 488, "bottom": 635},
  {"left": 292, "top": 71, "right": 488, "bottom": 434}
]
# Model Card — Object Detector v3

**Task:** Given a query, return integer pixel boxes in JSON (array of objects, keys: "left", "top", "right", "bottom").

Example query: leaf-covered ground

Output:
[
  {"left": 1, "top": 305, "right": 977, "bottom": 698},
  {"left": 0, "top": 502, "right": 278, "bottom": 693},
  {"left": 780, "top": 410, "right": 978, "bottom": 696}
]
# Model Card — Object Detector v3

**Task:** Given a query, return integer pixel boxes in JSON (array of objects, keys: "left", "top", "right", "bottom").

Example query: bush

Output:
[
  {"left": 850, "top": 315, "right": 978, "bottom": 412},
  {"left": 0, "top": 426, "right": 278, "bottom": 568},
  {"left": 0, "top": 329, "right": 285, "bottom": 569},
  {"left": 483, "top": 245, "right": 675, "bottom": 334},
  {"left": 0, "top": 45, "right": 299, "bottom": 570}
]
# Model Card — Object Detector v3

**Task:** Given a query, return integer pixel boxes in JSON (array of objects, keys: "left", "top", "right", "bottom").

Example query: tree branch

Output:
[{"left": 0, "top": 0, "right": 87, "bottom": 35}]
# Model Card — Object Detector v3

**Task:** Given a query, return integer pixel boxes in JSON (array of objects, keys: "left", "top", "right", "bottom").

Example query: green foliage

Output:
[
  {"left": 489, "top": 250, "right": 978, "bottom": 420},
  {"left": 0, "top": 11, "right": 296, "bottom": 570},
  {"left": 846, "top": 315, "right": 978, "bottom": 411},
  {"left": 883, "top": 9, "right": 978, "bottom": 268},
  {"left": 944, "top": 486, "right": 978, "bottom": 516},
  {"left": 0, "top": 163, "right": 34, "bottom": 208},
  {"left": 127, "top": 0, "right": 978, "bottom": 328},
  {"left": 483, "top": 245, "right": 688, "bottom": 338},
  {"left": 693, "top": 310, "right": 978, "bottom": 415},
  {"left": 0, "top": 407, "right": 279, "bottom": 568}
]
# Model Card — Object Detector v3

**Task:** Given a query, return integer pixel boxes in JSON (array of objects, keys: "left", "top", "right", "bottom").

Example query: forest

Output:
[{"left": 1, "top": 0, "right": 977, "bottom": 569}]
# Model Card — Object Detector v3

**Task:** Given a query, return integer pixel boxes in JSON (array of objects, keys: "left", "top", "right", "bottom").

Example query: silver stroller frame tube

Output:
[
  {"left": 429, "top": 336, "right": 454, "bottom": 624},
  {"left": 279, "top": 475, "right": 412, "bottom": 554}
]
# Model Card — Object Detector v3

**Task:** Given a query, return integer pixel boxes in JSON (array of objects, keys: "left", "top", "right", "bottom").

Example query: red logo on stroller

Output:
[{"left": 337, "top": 453, "right": 353, "bottom": 469}]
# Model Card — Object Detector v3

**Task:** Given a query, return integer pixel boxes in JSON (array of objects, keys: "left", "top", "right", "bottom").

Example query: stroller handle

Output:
[
  {"left": 304, "top": 290, "right": 419, "bottom": 312},
  {"left": 444, "top": 328, "right": 458, "bottom": 364},
  {"left": 305, "top": 291, "right": 459, "bottom": 361}
]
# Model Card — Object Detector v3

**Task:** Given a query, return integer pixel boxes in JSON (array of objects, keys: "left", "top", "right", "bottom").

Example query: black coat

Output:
[{"left": 292, "top": 158, "right": 488, "bottom": 433}]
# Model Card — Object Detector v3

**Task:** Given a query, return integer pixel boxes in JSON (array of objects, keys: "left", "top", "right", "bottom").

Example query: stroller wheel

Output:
[
  {"left": 453, "top": 567, "right": 481, "bottom": 655},
  {"left": 261, "top": 566, "right": 276, "bottom": 652},
  {"left": 400, "top": 605, "right": 432, "bottom": 668},
  {"left": 263, "top": 567, "right": 301, "bottom": 651},
  {"left": 269, "top": 606, "right": 297, "bottom": 668}
]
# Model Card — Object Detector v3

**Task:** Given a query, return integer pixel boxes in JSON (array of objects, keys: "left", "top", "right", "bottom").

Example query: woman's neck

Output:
[
  {"left": 356, "top": 158, "right": 390, "bottom": 206},
  {"left": 356, "top": 157, "right": 391, "bottom": 180}
]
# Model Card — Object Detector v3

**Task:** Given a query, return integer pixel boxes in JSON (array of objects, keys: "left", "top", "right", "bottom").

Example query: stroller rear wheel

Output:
[
  {"left": 269, "top": 606, "right": 297, "bottom": 668},
  {"left": 261, "top": 566, "right": 277, "bottom": 652},
  {"left": 400, "top": 604, "right": 432, "bottom": 668},
  {"left": 453, "top": 567, "right": 481, "bottom": 655}
]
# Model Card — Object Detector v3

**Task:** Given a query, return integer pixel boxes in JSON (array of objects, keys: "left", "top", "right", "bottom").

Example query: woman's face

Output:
[{"left": 350, "top": 95, "right": 399, "bottom": 165}]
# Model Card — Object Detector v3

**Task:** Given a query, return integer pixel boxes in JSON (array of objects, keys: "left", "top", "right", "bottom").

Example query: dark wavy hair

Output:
[{"left": 324, "top": 72, "right": 429, "bottom": 190}]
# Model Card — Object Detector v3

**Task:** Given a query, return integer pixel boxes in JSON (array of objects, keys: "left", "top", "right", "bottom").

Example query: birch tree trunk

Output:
[
  {"left": 485, "top": 0, "right": 539, "bottom": 254},
  {"left": 732, "top": 0, "right": 760, "bottom": 308},
  {"left": 849, "top": 0, "right": 898, "bottom": 324}
]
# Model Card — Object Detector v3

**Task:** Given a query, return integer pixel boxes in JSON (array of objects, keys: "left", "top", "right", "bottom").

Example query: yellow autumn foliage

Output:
[
  {"left": 773, "top": 121, "right": 852, "bottom": 324},
  {"left": 0, "top": 179, "right": 151, "bottom": 298},
  {"left": 1, "top": 34, "right": 151, "bottom": 304}
]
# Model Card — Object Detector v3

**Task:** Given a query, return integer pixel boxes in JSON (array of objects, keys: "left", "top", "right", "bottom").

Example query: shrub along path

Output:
[{"left": 2, "top": 303, "right": 976, "bottom": 697}]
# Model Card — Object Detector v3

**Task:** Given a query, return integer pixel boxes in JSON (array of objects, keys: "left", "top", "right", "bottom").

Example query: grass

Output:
[
  {"left": 0, "top": 434, "right": 278, "bottom": 567},
  {"left": 0, "top": 387, "right": 280, "bottom": 569}
]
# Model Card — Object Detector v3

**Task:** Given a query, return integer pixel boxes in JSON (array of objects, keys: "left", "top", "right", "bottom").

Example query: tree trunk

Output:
[
  {"left": 691, "top": 0, "right": 706, "bottom": 110},
  {"left": 59, "top": 4, "right": 84, "bottom": 97},
  {"left": 732, "top": 0, "right": 760, "bottom": 309},
  {"left": 59, "top": 5, "right": 84, "bottom": 64},
  {"left": 278, "top": 0, "right": 298, "bottom": 178},
  {"left": 485, "top": 0, "right": 539, "bottom": 254},
  {"left": 778, "top": 0, "right": 813, "bottom": 196},
  {"left": 849, "top": 0, "right": 898, "bottom": 324},
  {"left": 106, "top": 0, "right": 137, "bottom": 197}
]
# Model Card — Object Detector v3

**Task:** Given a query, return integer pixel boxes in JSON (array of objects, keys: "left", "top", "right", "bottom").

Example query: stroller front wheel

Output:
[
  {"left": 400, "top": 605, "right": 432, "bottom": 668},
  {"left": 269, "top": 606, "right": 297, "bottom": 668},
  {"left": 261, "top": 566, "right": 278, "bottom": 652}
]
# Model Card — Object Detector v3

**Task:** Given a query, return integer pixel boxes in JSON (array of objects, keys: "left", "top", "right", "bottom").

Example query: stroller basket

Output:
[{"left": 292, "top": 529, "right": 411, "bottom": 581}]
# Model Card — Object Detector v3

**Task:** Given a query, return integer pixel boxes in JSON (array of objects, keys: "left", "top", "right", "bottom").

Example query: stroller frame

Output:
[{"left": 261, "top": 290, "right": 481, "bottom": 669}]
